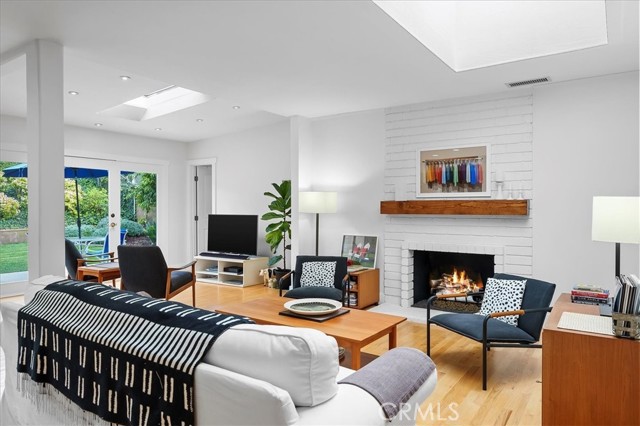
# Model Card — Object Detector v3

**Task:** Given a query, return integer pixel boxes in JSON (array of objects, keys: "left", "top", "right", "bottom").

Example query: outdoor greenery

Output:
[
  {"left": 0, "top": 242, "right": 27, "bottom": 274},
  {"left": 1, "top": 162, "right": 158, "bottom": 275},
  {"left": 1, "top": 162, "right": 157, "bottom": 238}
]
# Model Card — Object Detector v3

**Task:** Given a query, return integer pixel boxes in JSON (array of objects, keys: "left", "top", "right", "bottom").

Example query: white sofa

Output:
[{"left": 0, "top": 277, "right": 437, "bottom": 426}]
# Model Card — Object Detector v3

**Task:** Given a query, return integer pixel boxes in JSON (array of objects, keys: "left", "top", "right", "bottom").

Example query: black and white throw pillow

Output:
[
  {"left": 478, "top": 277, "right": 526, "bottom": 326},
  {"left": 300, "top": 261, "right": 337, "bottom": 288}
]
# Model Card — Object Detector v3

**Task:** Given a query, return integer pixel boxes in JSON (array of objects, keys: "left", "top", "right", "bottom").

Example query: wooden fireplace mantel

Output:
[{"left": 380, "top": 199, "right": 529, "bottom": 216}]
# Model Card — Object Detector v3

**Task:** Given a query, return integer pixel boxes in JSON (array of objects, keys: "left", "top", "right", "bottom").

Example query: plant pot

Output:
[{"left": 273, "top": 268, "right": 292, "bottom": 290}]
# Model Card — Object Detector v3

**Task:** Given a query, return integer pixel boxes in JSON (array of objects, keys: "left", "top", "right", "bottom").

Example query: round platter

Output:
[{"left": 284, "top": 298, "right": 342, "bottom": 316}]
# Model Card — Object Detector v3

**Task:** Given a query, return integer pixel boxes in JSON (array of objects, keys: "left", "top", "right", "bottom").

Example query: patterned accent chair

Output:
[
  {"left": 426, "top": 273, "right": 556, "bottom": 390},
  {"left": 279, "top": 256, "right": 349, "bottom": 302}
]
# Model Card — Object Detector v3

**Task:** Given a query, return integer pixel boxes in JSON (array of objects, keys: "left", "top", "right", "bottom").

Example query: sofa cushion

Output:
[{"left": 205, "top": 323, "right": 339, "bottom": 407}]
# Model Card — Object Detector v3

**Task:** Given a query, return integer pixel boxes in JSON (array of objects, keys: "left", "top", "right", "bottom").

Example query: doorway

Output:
[
  {"left": 65, "top": 156, "right": 166, "bottom": 255},
  {"left": 188, "top": 159, "right": 216, "bottom": 256}
]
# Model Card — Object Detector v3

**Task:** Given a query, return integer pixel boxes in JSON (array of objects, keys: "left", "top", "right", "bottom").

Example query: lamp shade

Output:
[
  {"left": 592, "top": 196, "right": 640, "bottom": 243},
  {"left": 299, "top": 191, "right": 337, "bottom": 214}
]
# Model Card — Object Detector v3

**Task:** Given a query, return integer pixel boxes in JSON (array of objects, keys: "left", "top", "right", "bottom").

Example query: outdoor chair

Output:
[
  {"left": 426, "top": 273, "right": 556, "bottom": 390},
  {"left": 279, "top": 256, "right": 349, "bottom": 302},
  {"left": 64, "top": 238, "right": 117, "bottom": 283},
  {"left": 118, "top": 245, "right": 196, "bottom": 306},
  {"left": 86, "top": 229, "right": 128, "bottom": 258}
]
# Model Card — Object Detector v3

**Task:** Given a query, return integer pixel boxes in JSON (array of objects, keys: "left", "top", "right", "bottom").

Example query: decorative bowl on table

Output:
[{"left": 284, "top": 298, "right": 342, "bottom": 316}]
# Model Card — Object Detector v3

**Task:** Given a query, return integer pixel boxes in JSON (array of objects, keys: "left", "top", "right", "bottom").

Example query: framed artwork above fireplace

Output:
[{"left": 417, "top": 144, "right": 491, "bottom": 198}]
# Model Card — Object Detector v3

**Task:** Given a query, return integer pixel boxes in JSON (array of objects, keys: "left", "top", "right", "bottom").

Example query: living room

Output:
[{"left": 1, "top": 1, "right": 639, "bottom": 425}]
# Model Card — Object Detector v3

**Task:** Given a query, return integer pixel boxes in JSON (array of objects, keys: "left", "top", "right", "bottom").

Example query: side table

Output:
[{"left": 77, "top": 262, "right": 121, "bottom": 286}]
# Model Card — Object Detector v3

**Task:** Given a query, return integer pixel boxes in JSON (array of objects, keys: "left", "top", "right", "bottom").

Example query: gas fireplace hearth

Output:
[{"left": 412, "top": 251, "right": 495, "bottom": 312}]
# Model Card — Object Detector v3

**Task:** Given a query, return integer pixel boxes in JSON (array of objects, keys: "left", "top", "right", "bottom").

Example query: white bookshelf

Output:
[{"left": 194, "top": 254, "right": 268, "bottom": 287}]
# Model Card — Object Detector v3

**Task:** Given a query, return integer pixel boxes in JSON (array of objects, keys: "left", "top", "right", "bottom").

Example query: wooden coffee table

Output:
[
  {"left": 77, "top": 262, "right": 120, "bottom": 285},
  {"left": 215, "top": 297, "right": 406, "bottom": 370}
]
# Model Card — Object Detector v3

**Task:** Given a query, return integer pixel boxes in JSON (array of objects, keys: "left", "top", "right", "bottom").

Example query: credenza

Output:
[{"left": 542, "top": 293, "right": 639, "bottom": 425}]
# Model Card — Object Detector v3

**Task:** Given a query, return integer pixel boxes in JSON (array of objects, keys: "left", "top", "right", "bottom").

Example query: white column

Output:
[{"left": 26, "top": 40, "right": 65, "bottom": 280}]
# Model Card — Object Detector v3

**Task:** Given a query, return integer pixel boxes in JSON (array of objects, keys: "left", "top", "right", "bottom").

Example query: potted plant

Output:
[{"left": 261, "top": 180, "right": 292, "bottom": 288}]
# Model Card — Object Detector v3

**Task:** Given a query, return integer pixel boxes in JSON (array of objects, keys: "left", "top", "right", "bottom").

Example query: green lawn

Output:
[{"left": 0, "top": 242, "right": 28, "bottom": 274}]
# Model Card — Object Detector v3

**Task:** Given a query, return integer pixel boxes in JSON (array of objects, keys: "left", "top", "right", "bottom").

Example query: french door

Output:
[{"left": 65, "top": 156, "right": 166, "bottom": 254}]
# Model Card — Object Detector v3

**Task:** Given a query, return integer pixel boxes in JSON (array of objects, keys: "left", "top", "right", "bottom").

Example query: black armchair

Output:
[
  {"left": 427, "top": 273, "right": 556, "bottom": 390},
  {"left": 279, "top": 256, "right": 349, "bottom": 303},
  {"left": 64, "top": 238, "right": 116, "bottom": 282},
  {"left": 118, "top": 245, "right": 197, "bottom": 306}
]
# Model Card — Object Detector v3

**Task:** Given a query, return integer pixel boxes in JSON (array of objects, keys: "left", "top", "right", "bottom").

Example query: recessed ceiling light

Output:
[
  {"left": 196, "top": 118, "right": 204, "bottom": 122},
  {"left": 453, "top": 148, "right": 460, "bottom": 152},
  {"left": 432, "top": 154, "right": 439, "bottom": 157},
  {"left": 232, "top": 105, "right": 240, "bottom": 110},
  {"left": 94, "top": 123, "right": 103, "bottom": 127},
  {"left": 155, "top": 128, "right": 162, "bottom": 131},
  {"left": 120, "top": 76, "right": 132, "bottom": 81},
  {"left": 68, "top": 91, "right": 79, "bottom": 96}
]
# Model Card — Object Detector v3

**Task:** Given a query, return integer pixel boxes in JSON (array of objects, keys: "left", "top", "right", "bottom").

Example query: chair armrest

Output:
[
  {"left": 489, "top": 309, "right": 525, "bottom": 318},
  {"left": 481, "top": 306, "right": 554, "bottom": 341},
  {"left": 167, "top": 260, "right": 197, "bottom": 272},
  {"left": 426, "top": 292, "right": 470, "bottom": 320},
  {"left": 484, "top": 306, "right": 553, "bottom": 320},
  {"left": 278, "top": 271, "right": 294, "bottom": 297}
]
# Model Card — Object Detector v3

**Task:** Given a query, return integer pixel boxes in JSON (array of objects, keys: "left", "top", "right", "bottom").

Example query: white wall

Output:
[
  {"left": 1, "top": 115, "right": 190, "bottom": 264},
  {"left": 187, "top": 119, "right": 290, "bottom": 260},
  {"left": 305, "top": 109, "right": 387, "bottom": 289},
  {"left": 381, "top": 90, "right": 535, "bottom": 306},
  {"left": 533, "top": 72, "right": 640, "bottom": 296}
]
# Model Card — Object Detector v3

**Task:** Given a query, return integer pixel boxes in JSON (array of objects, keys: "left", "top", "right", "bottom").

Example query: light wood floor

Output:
[
  {"left": 173, "top": 282, "right": 543, "bottom": 426},
  {"left": 3, "top": 282, "right": 543, "bottom": 426}
]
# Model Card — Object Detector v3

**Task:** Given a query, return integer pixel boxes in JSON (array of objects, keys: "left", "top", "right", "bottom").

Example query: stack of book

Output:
[{"left": 571, "top": 284, "right": 610, "bottom": 305}]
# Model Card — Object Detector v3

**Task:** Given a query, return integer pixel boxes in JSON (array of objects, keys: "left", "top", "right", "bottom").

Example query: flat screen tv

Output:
[{"left": 207, "top": 214, "right": 258, "bottom": 256}]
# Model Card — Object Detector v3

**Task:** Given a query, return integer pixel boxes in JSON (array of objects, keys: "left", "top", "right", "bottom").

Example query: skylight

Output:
[
  {"left": 372, "top": 0, "right": 608, "bottom": 72},
  {"left": 99, "top": 85, "right": 210, "bottom": 121}
]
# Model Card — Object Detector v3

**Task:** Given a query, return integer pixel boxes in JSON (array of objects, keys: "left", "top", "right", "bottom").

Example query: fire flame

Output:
[{"left": 443, "top": 268, "right": 483, "bottom": 293}]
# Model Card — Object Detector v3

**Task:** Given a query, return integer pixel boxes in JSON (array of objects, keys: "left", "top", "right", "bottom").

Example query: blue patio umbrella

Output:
[{"left": 2, "top": 163, "right": 128, "bottom": 239}]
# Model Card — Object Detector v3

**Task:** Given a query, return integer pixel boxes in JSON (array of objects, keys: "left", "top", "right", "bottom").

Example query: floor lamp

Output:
[
  {"left": 592, "top": 196, "right": 640, "bottom": 278},
  {"left": 299, "top": 191, "right": 337, "bottom": 256}
]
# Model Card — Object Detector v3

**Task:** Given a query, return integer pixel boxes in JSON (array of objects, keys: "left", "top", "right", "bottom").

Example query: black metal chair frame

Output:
[{"left": 426, "top": 289, "right": 553, "bottom": 390}]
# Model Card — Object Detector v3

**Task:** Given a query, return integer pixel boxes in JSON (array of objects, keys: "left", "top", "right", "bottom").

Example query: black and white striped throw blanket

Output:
[{"left": 17, "top": 279, "right": 253, "bottom": 426}]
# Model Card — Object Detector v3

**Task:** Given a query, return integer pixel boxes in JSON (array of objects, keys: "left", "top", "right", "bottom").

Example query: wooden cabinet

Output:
[
  {"left": 194, "top": 255, "right": 268, "bottom": 287},
  {"left": 542, "top": 294, "right": 640, "bottom": 425},
  {"left": 345, "top": 268, "right": 379, "bottom": 309}
]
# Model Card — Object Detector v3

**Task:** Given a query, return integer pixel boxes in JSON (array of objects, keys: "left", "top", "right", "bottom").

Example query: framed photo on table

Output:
[
  {"left": 341, "top": 235, "right": 378, "bottom": 270},
  {"left": 417, "top": 144, "right": 491, "bottom": 198}
]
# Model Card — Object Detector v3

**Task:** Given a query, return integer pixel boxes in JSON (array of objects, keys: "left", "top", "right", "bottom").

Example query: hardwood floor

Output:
[
  {"left": 173, "top": 282, "right": 543, "bottom": 426},
  {"left": 2, "top": 281, "right": 543, "bottom": 425}
]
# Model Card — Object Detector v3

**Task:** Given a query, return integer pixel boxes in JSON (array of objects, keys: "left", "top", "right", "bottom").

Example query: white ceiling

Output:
[{"left": 1, "top": 0, "right": 638, "bottom": 143}]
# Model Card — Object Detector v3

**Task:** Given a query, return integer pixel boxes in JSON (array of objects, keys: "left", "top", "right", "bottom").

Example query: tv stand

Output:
[{"left": 194, "top": 253, "right": 268, "bottom": 287}]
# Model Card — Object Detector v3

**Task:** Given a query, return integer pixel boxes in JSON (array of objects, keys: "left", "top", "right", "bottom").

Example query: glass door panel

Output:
[
  {"left": 0, "top": 161, "right": 29, "bottom": 287},
  {"left": 120, "top": 171, "right": 157, "bottom": 248}
]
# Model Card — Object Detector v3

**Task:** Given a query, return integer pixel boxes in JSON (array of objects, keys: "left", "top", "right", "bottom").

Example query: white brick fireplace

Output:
[{"left": 382, "top": 90, "right": 534, "bottom": 308}]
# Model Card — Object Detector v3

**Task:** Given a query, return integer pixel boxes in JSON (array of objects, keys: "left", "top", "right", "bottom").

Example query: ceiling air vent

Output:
[{"left": 506, "top": 77, "right": 551, "bottom": 88}]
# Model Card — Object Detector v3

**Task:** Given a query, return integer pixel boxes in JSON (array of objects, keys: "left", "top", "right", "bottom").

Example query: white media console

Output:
[{"left": 194, "top": 254, "right": 268, "bottom": 287}]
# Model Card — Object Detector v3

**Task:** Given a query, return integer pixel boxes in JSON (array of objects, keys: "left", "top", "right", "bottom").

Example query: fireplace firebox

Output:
[{"left": 413, "top": 251, "right": 495, "bottom": 307}]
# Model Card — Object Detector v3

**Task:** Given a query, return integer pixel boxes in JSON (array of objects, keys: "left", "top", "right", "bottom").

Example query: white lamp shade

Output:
[
  {"left": 299, "top": 191, "right": 337, "bottom": 214},
  {"left": 592, "top": 196, "right": 640, "bottom": 243}
]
